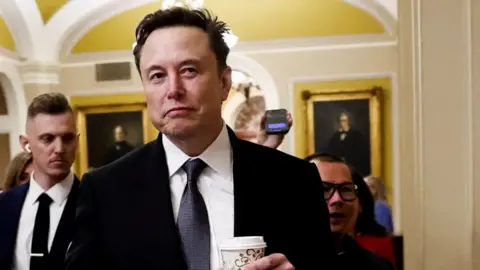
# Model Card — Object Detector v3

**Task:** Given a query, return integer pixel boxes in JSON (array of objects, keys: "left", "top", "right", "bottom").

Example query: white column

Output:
[{"left": 398, "top": 0, "right": 479, "bottom": 269}]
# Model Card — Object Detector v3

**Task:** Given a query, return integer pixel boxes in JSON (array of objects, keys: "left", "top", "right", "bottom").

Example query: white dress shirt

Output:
[
  {"left": 14, "top": 171, "right": 74, "bottom": 270},
  {"left": 163, "top": 125, "right": 234, "bottom": 270}
]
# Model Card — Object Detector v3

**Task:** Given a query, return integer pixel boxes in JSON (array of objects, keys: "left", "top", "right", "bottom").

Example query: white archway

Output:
[
  {"left": 0, "top": 60, "right": 28, "bottom": 157},
  {"left": 0, "top": 0, "right": 44, "bottom": 60},
  {"left": 50, "top": 0, "right": 156, "bottom": 61},
  {"left": 226, "top": 53, "right": 280, "bottom": 111},
  {"left": 343, "top": 0, "right": 397, "bottom": 35}
]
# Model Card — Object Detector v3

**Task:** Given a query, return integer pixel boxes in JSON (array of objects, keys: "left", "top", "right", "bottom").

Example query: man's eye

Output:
[
  {"left": 181, "top": 67, "right": 197, "bottom": 75},
  {"left": 149, "top": 73, "right": 165, "bottom": 81}
]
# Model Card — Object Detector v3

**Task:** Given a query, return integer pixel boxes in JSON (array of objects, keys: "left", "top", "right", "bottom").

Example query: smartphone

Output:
[{"left": 265, "top": 109, "right": 290, "bottom": 134}]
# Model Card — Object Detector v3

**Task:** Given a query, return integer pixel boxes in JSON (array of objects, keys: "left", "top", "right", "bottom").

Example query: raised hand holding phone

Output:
[{"left": 256, "top": 109, "right": 293, "bottom": 149}]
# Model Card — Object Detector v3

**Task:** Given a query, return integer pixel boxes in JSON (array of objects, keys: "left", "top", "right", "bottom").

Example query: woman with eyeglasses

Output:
[{"left": 306, "top": 153, "right": 395, "bottom": 270}]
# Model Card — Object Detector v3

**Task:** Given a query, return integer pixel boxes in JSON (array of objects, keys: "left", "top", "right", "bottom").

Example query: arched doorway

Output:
[{"left": 0, "top": 75, "right": 13, "bottom": 189}]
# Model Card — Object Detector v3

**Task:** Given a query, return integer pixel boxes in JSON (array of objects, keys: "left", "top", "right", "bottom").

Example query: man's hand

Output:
[
  {"left": 245, "top": 253, "right": 295, "bottom": 270},
  {"left": 256, "top": 112, "right": 293, "bottom": 149}
]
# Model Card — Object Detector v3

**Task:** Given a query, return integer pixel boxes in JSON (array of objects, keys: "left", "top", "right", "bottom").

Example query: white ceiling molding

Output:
[
  {"left": 344, "top": 0, "right": 397, "bottom": 35},
  {"left": 376, "top": 0, "right": 397, "bottom": 19},
  {"left": 0, "top": 0, "right": 397, "bottom": 63},
  {"left": 0, "top": 0, "right": 44, "bottom": 60},
  {"left": 57, "top": 0, "right": 397, "bottom": 61},
  {"left": 47, "top": 0, "right": 134, "bottom": 62},
  {"left": 54, "top": 0, "right": 158, "bottom": 61}
]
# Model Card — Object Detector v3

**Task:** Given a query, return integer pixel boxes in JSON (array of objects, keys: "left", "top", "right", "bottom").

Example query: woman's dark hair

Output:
[{"left": 306, "top": 152, "right": 387, "bottom": 236}]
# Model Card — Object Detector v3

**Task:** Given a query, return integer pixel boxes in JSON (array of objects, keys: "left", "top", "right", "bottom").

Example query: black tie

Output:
[
  {"left": 177, "top": 159, "right": 210, "bottom": 270},
  {"left": 31, "top": 193, "right": 53, "bottom": 270}
]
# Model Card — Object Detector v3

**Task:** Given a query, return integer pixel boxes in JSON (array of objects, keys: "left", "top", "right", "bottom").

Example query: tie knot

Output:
[
  {"left": 183, "top": 159, "right": 207, "bottom": 182},
  {"left": 37, "top": 193, "right": 52, "bottom": 205}
]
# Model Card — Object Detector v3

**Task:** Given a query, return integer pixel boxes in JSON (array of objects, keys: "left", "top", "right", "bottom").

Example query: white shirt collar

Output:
[
  {"left": 26, "top": 171, "right": 74, "bottom": 206},
  {"left": 162, "top": 124, "right": 232, "bottom": 179}
]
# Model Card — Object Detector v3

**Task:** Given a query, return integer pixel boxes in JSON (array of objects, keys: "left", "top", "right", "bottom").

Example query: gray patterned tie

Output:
[{"left": 177, "top": 159, "right": 210, "bottom": 270}]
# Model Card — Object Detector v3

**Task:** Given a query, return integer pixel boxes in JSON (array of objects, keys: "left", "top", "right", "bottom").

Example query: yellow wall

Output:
[
  {"left": 0, "top": 17, "right": 15, "bottom": 51},
  {"left": 72, "top": 0, "right": 385, "bottom": 53},
  {"left": 293, "top": 78, "right": 393, "bottom": 203},
  {"left": 36, "top": 0, "right": 69, "bottom": 23}
]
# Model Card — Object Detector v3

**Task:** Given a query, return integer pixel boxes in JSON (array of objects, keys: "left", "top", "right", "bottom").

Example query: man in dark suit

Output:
[
  {"left": 0, "top": 93, "right": 80, "bottom": 270},
  {"left": 326, "top": 111, "right": 370, "bottom": 176},
  {"left": 65, "top": 7, "right": 334, "bottom": 270}
]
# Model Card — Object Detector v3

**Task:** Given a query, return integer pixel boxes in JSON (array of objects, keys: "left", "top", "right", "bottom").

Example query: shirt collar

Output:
[
  {"left": 162, "top": 124, "right": 232, "bottom": 179},
  {"left": 26, "top": 171, "right": 74, "bottom": 206}
]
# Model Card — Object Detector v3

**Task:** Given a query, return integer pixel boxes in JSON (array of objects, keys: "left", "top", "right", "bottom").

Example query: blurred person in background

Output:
[
  {"left": 365, "top": 175, "right": 394, "bottom": 234},
  {"left": 3, "top": 152, "right": 33, "bottom": 191},
  {"left": 307, "top": 153, "right": 395, "bottom": 269}
]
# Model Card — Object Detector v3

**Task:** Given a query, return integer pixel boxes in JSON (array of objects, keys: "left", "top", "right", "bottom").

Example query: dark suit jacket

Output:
[
  {"left": 0, "top": 177, "right": 80, "bottom": 270},
  {"left": 65, "top": 128, "right": 334, "bottom": 270}
]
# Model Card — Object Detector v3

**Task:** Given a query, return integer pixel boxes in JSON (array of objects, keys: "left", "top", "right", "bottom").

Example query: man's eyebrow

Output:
[{"left": 144, "top": 64, "right": 164, "bottom": 76}]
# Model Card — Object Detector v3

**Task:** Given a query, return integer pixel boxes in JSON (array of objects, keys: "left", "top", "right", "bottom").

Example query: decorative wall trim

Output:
[
  {"left": 287, "top": 72, "right": 400, "bottom": 232},
  {"left": 20, "top": 63, "right": 61, "bottom": 85}
]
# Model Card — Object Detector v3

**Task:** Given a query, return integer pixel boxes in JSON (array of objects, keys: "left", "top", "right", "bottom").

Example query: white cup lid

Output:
[{"left": 219, "top": 236, "right": 267, "bottom": 250}]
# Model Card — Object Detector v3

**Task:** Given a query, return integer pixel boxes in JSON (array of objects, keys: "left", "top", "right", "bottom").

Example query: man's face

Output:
[
  {"left": 339, "top": 114, "right": 350, "bottom": 130},
  {"left": 114, "top": 126, "right": 125, "bottom": 142},
  {"left": 139, "top": 26, "right": 231, "bottom": 138},
  {"left": 22, "top": 113, "right": 78, "bottom": 181},
  {"left": 313, "top": 160, "right": 360, "bottom": 234}
]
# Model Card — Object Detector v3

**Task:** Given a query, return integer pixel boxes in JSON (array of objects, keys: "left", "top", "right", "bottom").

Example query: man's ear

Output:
[
  {"left": 19, "top": 135, "right": 30, "bottom": 153},
  {"left": 220, "top": 66, "right": 232, "bottom": 101}
]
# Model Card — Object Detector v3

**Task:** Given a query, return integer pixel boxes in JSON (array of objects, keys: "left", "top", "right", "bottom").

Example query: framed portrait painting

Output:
[
  {"left": 294, "top": 87, "right": 383, "bottom": 177},
  {"left": 71, "top": 93, "right": 157, "bottom": 177}
]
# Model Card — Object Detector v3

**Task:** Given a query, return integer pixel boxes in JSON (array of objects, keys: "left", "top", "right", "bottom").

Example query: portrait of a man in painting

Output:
[
  {"left": 103, "top": 125, "right": 136, "bottom": 166},
  {"left": 296, "top": 87, "right": 382, "bottom": 177},
  {"left": 319, "top": 105, "right": 371, "bottom": 176},
  {"left": 86, "top": 111, "right": 144, "bottom": 169}
]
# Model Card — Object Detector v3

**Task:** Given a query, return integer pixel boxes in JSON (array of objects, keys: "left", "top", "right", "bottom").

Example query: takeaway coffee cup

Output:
[{"left": 219, "top": 236, "right": 267, "bottom": 270}]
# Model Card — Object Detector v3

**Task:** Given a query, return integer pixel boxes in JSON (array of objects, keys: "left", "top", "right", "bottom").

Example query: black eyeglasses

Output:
[{"left": 323, "top": 182, "right": 358, "bottom": 201}]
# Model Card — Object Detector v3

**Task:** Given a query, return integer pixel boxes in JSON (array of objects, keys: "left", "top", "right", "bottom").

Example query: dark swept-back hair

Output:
[
  {"left": 306, "top": 152, "right": 387, "bottom": 237},
  {"left": 27, "top": 93, "right": 73, "bottom": 119},
  {"left": 133, "top": 7, "right": 230, "bottom": 73}
]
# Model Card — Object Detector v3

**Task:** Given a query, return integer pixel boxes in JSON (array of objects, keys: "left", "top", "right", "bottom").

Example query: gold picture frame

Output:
[
  {"left": 70, "top": 93, "right": 157, "bottom": 177},
  {"left": 293, "top": 86, "right": 383, "bottom": 176}
]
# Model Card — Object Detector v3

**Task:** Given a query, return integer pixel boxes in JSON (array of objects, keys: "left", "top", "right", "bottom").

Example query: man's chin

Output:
[
  {"left": 47, "top": 168, "right": 70, "bottom": 180},
  {"left": 162, "top": 124, "right": 198, "bottom": 138}
]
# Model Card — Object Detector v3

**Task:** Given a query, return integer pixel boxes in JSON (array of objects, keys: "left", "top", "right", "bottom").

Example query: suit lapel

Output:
[
  {"left": 0, "top": 182, "right": 29, "bottom": 267},
  {"left": 227, "top": 128, "right": 262, "bottom": 238},
  {"left": 135, "top": 135, "right": 186, "bottom": 269},
  {"left": 48, "top": 177, "right": 80, "bottom": 266}
]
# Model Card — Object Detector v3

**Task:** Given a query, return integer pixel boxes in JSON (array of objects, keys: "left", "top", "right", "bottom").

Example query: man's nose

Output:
[
  {"left": 53, "top": 138, "right": 65, "bottom": 153},
  {"left": 166, "top": 73, "right": 185, "bottom": 99}
]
